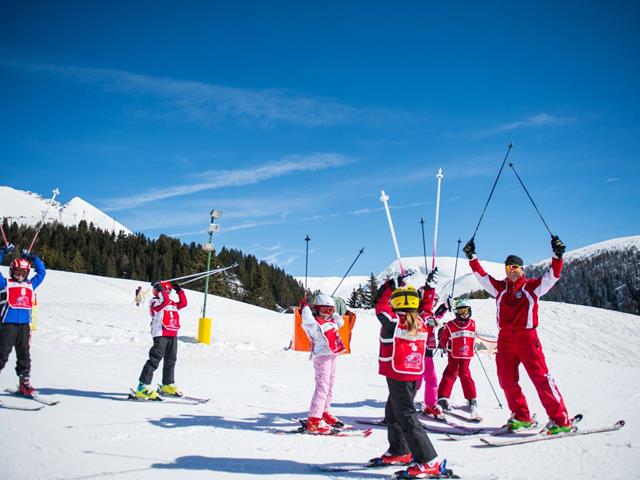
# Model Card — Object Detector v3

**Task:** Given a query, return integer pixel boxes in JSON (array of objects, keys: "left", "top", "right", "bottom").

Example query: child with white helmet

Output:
[
  {"left": 437, "top": 298, "right": 478, "bottom": 414},
  {"left": 300, "top": 292, "right": 346, "bottom": 433}
]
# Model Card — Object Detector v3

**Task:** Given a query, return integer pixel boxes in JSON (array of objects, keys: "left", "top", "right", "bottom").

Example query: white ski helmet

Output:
[
  {"left": 313, "top": 293, "right": 335, "bottom": 307},
  {"left": 453, "top": 298, "right": 472, "bottom": 319}
]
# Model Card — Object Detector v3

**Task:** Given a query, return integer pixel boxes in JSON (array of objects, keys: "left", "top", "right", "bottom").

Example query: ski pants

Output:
[
  {"left": 496, "top": 329, "right": 569, "bottom": 426},
  {"left": 437, "top": 356, "right": 476, "bottom": 400},
  {"left": 309, "top": 354, "right": 338, "bottom": 418},
  {"left": 385, "top": 377, "right": 438, "bottom": 464},
  {"left": 0, "top": 323, "right": 31, "bottom": 378},
  {"left": 139, "top": 336, "right": 178, "bottom": 385},
  {"left": 416, "top": 351, "right": 439, "bottom": 407}
]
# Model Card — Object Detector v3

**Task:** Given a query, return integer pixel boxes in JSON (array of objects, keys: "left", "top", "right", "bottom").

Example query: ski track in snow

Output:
[{"left": 0, "top": 266, "right": 639, "bottom": 479}]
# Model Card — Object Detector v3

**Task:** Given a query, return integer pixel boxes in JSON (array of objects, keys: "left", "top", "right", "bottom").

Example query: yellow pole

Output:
[{"left": 197, "top": 317, "right": 212, "bottom": 345}]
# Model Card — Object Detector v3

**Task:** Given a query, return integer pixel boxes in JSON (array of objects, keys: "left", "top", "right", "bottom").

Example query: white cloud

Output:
[
  {"left": 4, "top": 61, "right": 360, "bottom": 127},
  {"left": 605, "top": 177, "right": 620, "bottom": 183},
  {"left": 476, "top": 112, "right": 576, "bottom": 138},
  {"left": 101, "top": 153, "right": 351, "bottom": 211}
]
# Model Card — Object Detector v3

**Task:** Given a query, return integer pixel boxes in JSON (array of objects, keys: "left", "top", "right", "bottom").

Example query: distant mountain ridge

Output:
[{"left": 0, "top": 186, "right": 131, "bottom": 235}]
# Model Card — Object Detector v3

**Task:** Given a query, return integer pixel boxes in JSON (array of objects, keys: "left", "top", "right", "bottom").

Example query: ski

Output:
[
  {"left": 273, "top": 425, "right": 373, "bottom": 437},
  {"left": 4, "top": 388, "right": 60, "bottom": 406},
  {"left": 292, "top": 417, "right": 354, "bottom": 430},
  {"left": 480, "top": 419, "right": 624, "bottom": 447},
  {"left": 390, "top": 469, "right": 460, "bottom": 479},
  {"left": 158, "top": 393, "right": 210, "bottom": 404},
  {"left": 0, "top": 399, "right": 44, "bottom": 411},
  {"left": 309, "top": 461, "right": 398, "bottom": 473},
  {"left": 357, "top": 416, "right": 479, "bottom": 435},
  {"left": 444, "top": 409, "right": 483, "bottom": 423},
  {"left": 420, "top": 414, "right": 481, "bottom": 432},
  {"left": 127, "top": 389, "right": 201, "bottom": 405},
  {"left": 356, "top": 417, "right": 386, "bottom": 427}
]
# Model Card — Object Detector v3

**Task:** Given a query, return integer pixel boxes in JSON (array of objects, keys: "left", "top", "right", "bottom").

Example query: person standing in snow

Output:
[
  {"left": 436, "top": 299, "right": 478, "bottom": 414},
  {"left": 416, "top": 268, "right": 448, "bottom": 419},
  {"left": 463, "top": 236, "right": 572, "bottom": 434},
  {"left": 300, "top": 293, "right": 346, "bottom": 433},
  {"left": 0, "top": 245, "right": 46, "bottom": 396},
  {"left": 134, "top": 286, "right": 143, "bottom": 307},
  {"left": 370, "top": 275, "right": 447, "bottom": 479},
  {"left": 134, "top": 280, "right": 187, "bottom": 399}
]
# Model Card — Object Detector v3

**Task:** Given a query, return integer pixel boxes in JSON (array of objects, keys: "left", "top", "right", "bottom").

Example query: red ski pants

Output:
[
  {"left": 496, "top": 329, "right": 569, "bottom": 426},
  {"left": 437, "top": 356, "right": 476, "bottom": 400}
]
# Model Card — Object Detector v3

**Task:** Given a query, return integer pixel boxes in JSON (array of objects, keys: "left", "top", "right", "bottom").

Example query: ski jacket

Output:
[
  {"left": 149, "top": 288, "right": 187, "bottom": 337},
  {"left": 439, "top": 318, "right": 476, "bottom": 359},
  {"left": 469, "top": 256, "right": 563, "bottom": 331},
  {"left": 301, "top": 304, "right": 345, "bottom": 356},
  {"left": 418, "top": 285, "right": 446, "bottom": 350},
  {"left": 376, "top": 282, "right": 429, "bottom": 381},
  {"left": 0, "top": 256, "right": 46, "bottom": 324}
]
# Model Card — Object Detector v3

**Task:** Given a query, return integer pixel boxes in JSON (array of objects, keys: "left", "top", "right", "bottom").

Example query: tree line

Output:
[{"left": 0, "top": 220, "right": 305, "bottom": 311}]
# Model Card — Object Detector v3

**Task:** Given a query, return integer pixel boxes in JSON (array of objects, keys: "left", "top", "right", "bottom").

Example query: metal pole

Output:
[
  {"left": 0, "top": 221, "right": 9, "bottom": 248},
  {"left": 470, "top": 143, "right": 513, "bottom": 241},
  {"left": 475, "top": 348, "right": 504, "bottom": 409},
  {"left": 419, "top": 217, "right": 428, "bottom": 276},
  {"left": 331, "top": 247, "right": 365, "bottom": 297},
  {"left": 202, "top": 210, "right": 222, "bottom": 318},
  {"left": 380, "top": 190, "right": 405, "bottom": 275},
  {"left": 304, "top": 235, "right": 310, "bottom": 295},
  {"left": 450, "top": 239, "right": 462, "bottom": 299},
  {"left": 508, "top": 162, "right": 554, "bottom": 236},
  {"left": 27, "top": 188, "right": 60, "bottom": 252},
  {"left": 432, "top": 168, "right": 444, "bottom": 270}
]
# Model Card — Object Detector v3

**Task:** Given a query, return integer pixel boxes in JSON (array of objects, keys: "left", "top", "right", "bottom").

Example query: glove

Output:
[
  {"left": 395, "top": 271, "right": 412, "bottom": 288},
  {"left": 446, "top": 296, "right": 453, "bottom": 311},
  {"left": 21, "top": 249, "right": 36, "bottom": 261},
  {"left": 434, "top": 303, "right": 448, "bottom": 317},
  {"left": 426, "top": 267, "right": 439, "bottom": 287},
  {"left": 463, "top": 239, "right": 476, "bottom": 259},
  {"left": 151, "top": 281, "right": 162, "bottom": 292},
  {"left": 551, "top": 235, "right": 566, "bottom": 258},
  {"left": 0, "top": 243, "right": 15, "bottom": 255},
  {"left": 171, "top": 281, "right": 182, "bottom": 292}
]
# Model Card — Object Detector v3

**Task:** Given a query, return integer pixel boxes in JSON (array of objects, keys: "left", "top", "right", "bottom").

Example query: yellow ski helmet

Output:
[{"left": 390, "top": 286, "right": 420, "bottom": 311}]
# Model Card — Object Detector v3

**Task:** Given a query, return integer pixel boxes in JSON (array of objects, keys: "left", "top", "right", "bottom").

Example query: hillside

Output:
[{"left": 0, "top": 266, "right": 638, "bottom": 479}]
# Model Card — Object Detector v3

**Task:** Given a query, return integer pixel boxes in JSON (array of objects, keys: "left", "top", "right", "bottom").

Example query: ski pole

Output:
[
  {"left": 27, "top": 188, "right": 60, "bottom": 253},
  {"left": 450, "top": 239, "right": 462, "bottom": 299},
  {"left": 470, "top": 143, "right": 513, "bottom": 241},
  {"left": 509, "top": 162, "right": 554, "bottom": 236},
  {"left": 331, "top": 247, "right": 365, "bottom": 297},
  {"left": 176, "top": 263, "right": 238, "bottom": 286},
  {"left": 304, "top": 235, "right": 311, "bottom": 296},
  {"left": 164, "top": 265, "right": 237, "bottom": 283},
  {"left": 380, "top": 190, "right": 405, "bottom": 275},
  {"left": 432, "top": 168, "right": 444, "bottom": 270},
  {"left": 475, "top": 347, "right": 503, "bottom": 409},
  {"left": 0, "top": 221, "right": 9, "bottom": 248},
  {"left": 419, "top": 217, "right": 428, "bottom": 276}
]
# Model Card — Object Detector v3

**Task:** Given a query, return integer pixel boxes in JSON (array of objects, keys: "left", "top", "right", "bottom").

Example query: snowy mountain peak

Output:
[{"left": 0, "top": 185, "right": 131, "bottom": 235}]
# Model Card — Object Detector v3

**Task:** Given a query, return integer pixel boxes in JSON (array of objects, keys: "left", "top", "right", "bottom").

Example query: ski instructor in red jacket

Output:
[{"left": 462, "top": 236, "right": 573, "bottom": 435}]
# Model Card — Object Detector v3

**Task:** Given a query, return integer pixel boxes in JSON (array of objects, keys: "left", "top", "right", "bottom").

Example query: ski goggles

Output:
[
  {"left": 505, "top": 264, "right": 523, "bottom": 272},
  {"left": 316, "top": 305, "right": 335, "bottom": 316}
]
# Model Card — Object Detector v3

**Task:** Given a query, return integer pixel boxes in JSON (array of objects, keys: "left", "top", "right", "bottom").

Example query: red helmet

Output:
[{"left": 10, "top": 258, "right": 31, "bottom": 279}]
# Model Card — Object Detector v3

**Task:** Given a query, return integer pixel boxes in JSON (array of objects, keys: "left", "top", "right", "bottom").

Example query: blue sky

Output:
[{"left": 1, "top": 1, "right": 639, "bottom": 277}]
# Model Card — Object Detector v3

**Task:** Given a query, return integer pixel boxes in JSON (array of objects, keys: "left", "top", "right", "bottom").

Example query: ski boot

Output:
[
  {"left": 135, "top": 383, "right": 160, "bottom": 400},
  {"left": 322, "top": 411, "right": 345, "bottom": 428},
  {"left": 437, "top": 397, "right": 451, "bottom": 411},
  {"left": 468, "top": 398, "right": 478, "bottom": 415},
  {"left": 305, "top": 417, "right": 332, "bottom": 434},
  {"left": 158, "top": 383, "right": 182, "bottom": 397},
  {"left": 394, "top": 459, "right": 451, "bottom": 479},
  {"left": 368, "top": 450, "right": 413, "bottom": 467},
  {"left": 507, "top": 414, "right": 535, "bottom": 432},
  {"left": 544, "top": 419, "right": 573, "bottom": 435},
  {"left": 18, "top": 376, "right": 37, "bottom": 397},
  {"left": 423, "top": 404, "right": 445, "bottom": 420}
]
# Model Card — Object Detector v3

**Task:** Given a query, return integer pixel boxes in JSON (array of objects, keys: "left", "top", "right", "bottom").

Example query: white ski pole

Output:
[
  {"left": 177, "top": 263, "right": 238, "bottom": 286},
  {"left": 432, "top": 168, "right": 443, "bottom": 271},
  {"left": 165, "top": 264, "right": 238, "bottom": 283},
  {"left": 27, "top": 188, "right": 60, "bottom": 252},
  {"left": 380, "top": 190, "right": 405, "bottom": 276}
]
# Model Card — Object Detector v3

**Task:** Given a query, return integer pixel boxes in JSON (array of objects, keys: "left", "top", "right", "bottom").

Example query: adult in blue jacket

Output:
[{"left": 0, "top": 245, "right": 46, "bottom": 396}]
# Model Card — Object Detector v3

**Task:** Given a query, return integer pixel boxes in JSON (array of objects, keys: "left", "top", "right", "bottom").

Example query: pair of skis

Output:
[
  {"left": 309, "top": 458, "right": 458, "bottom": 479},
  {"left": 126, "top": 389, "right": 209, "bottom": 405}
]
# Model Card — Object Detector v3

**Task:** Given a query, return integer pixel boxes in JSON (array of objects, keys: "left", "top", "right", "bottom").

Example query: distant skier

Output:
[
  {"left": 463, "top": 235, "right": 572, "bottom": 434},
  {"left": 436, "top": 299, "right": 478, "bottom": 415},
  {"left": 300, "top": 293, "right": 346, "bottom": 433},
  {"left": 134, "top": 280, "right": 187, "bottom": 399},
  {"left": 369, "top": 275, "right": 447, "bottom": 479},
  {"left": 0, "top": 245, "right": 46, "bottom": 397},
  {"left": 134, "top": 286, "right": 143, "bottom": 307},
  {"left": 416, "top": 268, "right": 447, "bottom": 419}
]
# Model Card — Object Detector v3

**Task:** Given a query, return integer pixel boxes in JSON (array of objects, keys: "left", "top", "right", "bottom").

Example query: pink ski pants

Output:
[{"left": 309, "top": 354, "right": 338, "bottom": 418}]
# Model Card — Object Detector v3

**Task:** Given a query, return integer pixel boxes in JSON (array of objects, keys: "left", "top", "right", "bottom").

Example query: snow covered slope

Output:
[
  {"left": 0, "top": 266, "right": 638, "bottom": 479},
  {"left": 0, "top": 185, "right": 131, "bottom": 234}
]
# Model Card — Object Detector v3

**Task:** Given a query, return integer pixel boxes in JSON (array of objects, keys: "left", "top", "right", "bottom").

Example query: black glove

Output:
[
  {"left": 426, "top": 267, "right": 438, "bottom": 287},
  {"left": 463, "top": 239, "right": 476, "bottom": 259},
  {"left": 551, "top": 235, "right": 566, "bottom": 258},
  {"left": 0, "top": 243, "right": 15, "bottom": 256},
  {"left": 171, "top": 281, "right": 182, "bottom": 292},
  {"left": 151, "top": 281, "right": 162, "bottom": 292},
  {"left": 21, "top": 249, "right": 36, "bottom": 261},
  {"left": 396, "top": 272, "right": 411, "bottom": 288},
  {"left": 434, "top": 303, "right": 448, "bottom": 317}
]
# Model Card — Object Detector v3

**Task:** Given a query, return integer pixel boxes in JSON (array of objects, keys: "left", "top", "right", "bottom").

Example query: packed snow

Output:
[{"left": 0, "top": 265, "right": 638, "bottom": 480}]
